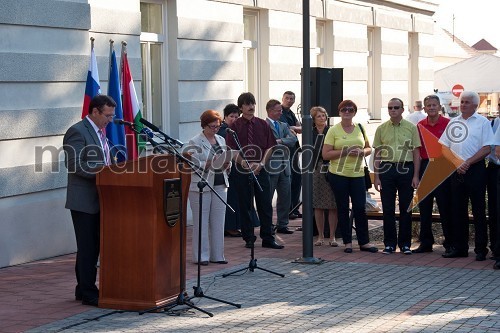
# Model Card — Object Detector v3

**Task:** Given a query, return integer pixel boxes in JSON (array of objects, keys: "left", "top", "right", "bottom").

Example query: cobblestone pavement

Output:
[{"left": 27, "top": 257, "right": 500, "bottom": 332}]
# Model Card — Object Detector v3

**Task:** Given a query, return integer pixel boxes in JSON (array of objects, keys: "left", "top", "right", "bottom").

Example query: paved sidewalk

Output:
[{"left": 1, "top": 220, "right": 499, "bottom": 332}]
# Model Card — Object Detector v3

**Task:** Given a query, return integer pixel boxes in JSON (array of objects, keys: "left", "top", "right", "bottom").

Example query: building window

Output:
[
  {"left": 140, "top": 2, "right": 165, "bottom": 129},
  {"left": 243, "top": 10, "right": 259, "bottom": 98},
  {"left": 316, "top": 20, "right": 325, "bottom": 67}
]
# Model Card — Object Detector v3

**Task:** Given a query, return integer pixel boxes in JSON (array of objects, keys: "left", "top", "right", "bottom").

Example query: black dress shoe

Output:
[
  {"left": 245, "top": 241, "right": 254, "bottom": 249},
  {"left": 210, "top": 260, "right": 228, "bottom": 264},
  {"left": 442, "top": 250, "right": 468, "bottom": 258},
  {"left": 262, "top": 241, "right": 284, "bottom": 249},
  {"left": 360, "top": 246, "right": 378, "bottom": 253},
  {"left": 224, "top": 230, "right": 242, "bottom": 237},
  {"left": 295, "top": 212, "right": 303, "bottom": 218},
  {"left": 344, "top": 248, "right": 353, "bottom": 253},
  {"left": 493, "top": 260, "right": 500, "bottom": 269},
  {"left": 82, "top": 298, "right": 99, "bottom": 307},
  {"left": 476, "top": 253, "right": 487, "bottom": 261},
  {"left": 412, "top": 246, "right": 433, "bottom": 253},
  {"left": 289, "top": 213, "right": 298, "bottom": 220},
  {"left": 276, "top": 227, "right": 294, "bottom": 234}
]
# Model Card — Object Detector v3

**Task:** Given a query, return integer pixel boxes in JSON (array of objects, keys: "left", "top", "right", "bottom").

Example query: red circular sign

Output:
[{"left": 452, "top": 84, "right": 464, "bottom": 97}]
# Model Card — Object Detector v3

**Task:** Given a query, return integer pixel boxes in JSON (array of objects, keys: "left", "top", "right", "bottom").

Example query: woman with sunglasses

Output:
[
  {"left": 184, "top": 110, "right": 231, "bottom": 265},
  {"left": 322, "top": 100, "right": 378, "bottom": 253}
]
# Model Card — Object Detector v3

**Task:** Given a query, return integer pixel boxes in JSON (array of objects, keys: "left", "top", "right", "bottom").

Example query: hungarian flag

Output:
[
  {"left": 81, "top": 41, "right": 101, "bottom": 118},
  {"left": 105, "top": 42, "right": 127, "bottom": 162},
  {"left": 121, "top": 44, "right": 145, "bottom": 160}
]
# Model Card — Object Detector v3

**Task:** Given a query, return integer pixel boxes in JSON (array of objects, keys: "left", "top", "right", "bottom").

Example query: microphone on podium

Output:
[
  {"left": 139, "top": 118, "right": 184, "bottom": 147},
  {"left": 113, "top": 118, "right": 135, "bottom": 127}
]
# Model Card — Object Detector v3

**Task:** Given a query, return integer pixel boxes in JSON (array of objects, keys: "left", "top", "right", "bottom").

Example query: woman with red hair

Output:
[
  {"left": 184, "top": 110, "right": 231, "bottom": 265},
  {"left": 322, "top": 100, "right": 378, "bottom": 254}
]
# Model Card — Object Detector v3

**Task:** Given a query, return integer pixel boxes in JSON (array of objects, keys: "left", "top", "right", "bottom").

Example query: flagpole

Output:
[
  {"left": 108, "top": 39, "right": 114, "bottom": 83},
  {"left": 120, "top": 41, "right": 127, "bottom": 85}
]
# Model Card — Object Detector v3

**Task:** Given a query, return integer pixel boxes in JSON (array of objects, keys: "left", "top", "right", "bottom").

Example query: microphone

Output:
[
  {"left": 113, "top": 118, "right": 135, "bottom": 127},
  {"left": 139, "top": 117, "right": 184, "bottom": 147},
  {"left": 226, "top": 128, "right": 236, "bottom": 135},
  {"left": 140, "top": 127, "right": 154, "bottom": 139},
  {"left": 139, "top": 117, "right": 160, "bottom": 132}
]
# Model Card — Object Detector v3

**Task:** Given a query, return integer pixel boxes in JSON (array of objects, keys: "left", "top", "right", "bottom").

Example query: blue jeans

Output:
[{"left": 328, "top": 173, "right": 369, "bottom": 245}]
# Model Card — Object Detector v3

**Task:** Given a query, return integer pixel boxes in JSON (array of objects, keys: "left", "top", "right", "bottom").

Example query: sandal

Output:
[
  {"left": 314, "top": 239, "right": 324, "bottom": 246},
  {"left": 329, "top": 239, "right": 338, "bottom": 247}
]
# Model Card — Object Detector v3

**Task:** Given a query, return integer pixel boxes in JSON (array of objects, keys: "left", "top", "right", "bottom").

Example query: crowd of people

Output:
[
  {"left": 64, "top": 90, "right": 500, "bottom": 307},
  {"left": 183, "top": 90, "right": 500, "bottom": 267}
]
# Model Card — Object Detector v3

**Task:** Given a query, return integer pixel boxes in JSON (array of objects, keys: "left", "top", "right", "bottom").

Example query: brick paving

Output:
[{"left": 1, "top": 217, "right": 499, "bottom": 332}]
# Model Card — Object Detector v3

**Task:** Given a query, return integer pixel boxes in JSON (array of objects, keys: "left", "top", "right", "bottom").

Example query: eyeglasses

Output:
[
  {"left": 388, "top": 106, "right": 401, "bottom": 110},
  {"left": 340, "top": 107, "right": 355, "bottom": 113},
  {"left": 207, "top": 124, "right": 221, "bottom": 129},
  {"left": 103, "top": 114, "right": 115, "bottom": 119}
]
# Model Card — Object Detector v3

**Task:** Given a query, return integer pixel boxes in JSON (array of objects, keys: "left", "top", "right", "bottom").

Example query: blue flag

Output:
[{"left": 105, "top": 45, "right": 127, "bottom": 162}]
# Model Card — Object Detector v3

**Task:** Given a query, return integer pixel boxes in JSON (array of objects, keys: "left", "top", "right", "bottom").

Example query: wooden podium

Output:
[{"left": 96, "top": 154, "right": 190, "bottom": 311}]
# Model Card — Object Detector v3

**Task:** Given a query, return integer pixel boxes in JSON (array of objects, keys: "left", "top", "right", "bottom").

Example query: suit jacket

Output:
[
  {"left": 184, "top": 132, "right": 230, "bottom": 192},
  {"left": 63, "top": 117, "right": 107, "bottom": 214},
  {"left": 266, "top": 118, "right": 298, "bottom": 176}
]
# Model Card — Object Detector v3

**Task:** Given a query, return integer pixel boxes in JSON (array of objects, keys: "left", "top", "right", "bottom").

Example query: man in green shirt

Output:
[{"left": 373, "top": 97, "right": 421, "bottom": 255}]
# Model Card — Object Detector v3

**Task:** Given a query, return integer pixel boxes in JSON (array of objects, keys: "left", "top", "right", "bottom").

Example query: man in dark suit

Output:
[
  {"left": 279, "top": 91, "right": 302, "bottom": 219},
  {"left": 265, "top": 99, "right": 298, "bottom": 234},
  {"left": 63, "top": 95, "right": 116, "bottom": 306}
]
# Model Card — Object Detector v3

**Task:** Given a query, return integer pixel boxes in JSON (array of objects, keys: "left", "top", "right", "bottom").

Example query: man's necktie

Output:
[
  {"left": 274, "top": 120, "right": 280, "bottom": 135},
  {"left": 98, "top": 129, "right": 111, "bottom": 165},
  {"left": 247, "top": 120, "right": 254, "bottom": 145}
]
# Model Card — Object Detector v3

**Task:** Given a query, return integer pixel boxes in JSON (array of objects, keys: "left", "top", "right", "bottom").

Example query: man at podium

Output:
[{"left": 63, "top": 95, "right": 117, "bottom": 307}]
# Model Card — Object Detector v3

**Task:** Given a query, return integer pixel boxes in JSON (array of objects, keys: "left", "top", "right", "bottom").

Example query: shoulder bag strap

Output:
[{"left": 358, "top": 123, "right": 369, "bottom": 167}]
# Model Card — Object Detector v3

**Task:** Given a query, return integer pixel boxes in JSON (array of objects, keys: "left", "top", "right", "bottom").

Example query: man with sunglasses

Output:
[{"left": 373, "top": 98, "right": 421, "bottom": 255}]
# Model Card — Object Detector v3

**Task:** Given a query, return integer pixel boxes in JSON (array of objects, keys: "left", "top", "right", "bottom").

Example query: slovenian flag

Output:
[
  {"left": 105, "top": 42, "right": 127, "bottom": 162},
  {"left": 121, "top": 43, "right": 145, "bottom": 160},
  {"left": 81, "top": 42, "right": 101, "bottom": 118}
]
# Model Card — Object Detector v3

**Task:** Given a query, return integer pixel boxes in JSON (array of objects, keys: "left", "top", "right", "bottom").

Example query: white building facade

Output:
[{"left": 0, "top": 0, "right": 438, "bottom": 268}]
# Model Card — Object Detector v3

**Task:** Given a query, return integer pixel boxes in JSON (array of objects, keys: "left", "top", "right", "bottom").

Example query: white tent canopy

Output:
[{"left": 434, "top": 54, "right": 500, "bottom": 93}]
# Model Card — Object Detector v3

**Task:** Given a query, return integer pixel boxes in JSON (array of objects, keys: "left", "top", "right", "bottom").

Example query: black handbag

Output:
[{"left": 358, "top": 124, "right": 372, "bottom": 190}]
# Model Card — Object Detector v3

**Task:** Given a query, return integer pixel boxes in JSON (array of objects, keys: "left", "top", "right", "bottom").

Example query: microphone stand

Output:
[
  {"left": 138, "top": 123, "right": 240, "bottom": 317},
  {"left": 222, "top": 130, "right": 284, "bottom": 279}
]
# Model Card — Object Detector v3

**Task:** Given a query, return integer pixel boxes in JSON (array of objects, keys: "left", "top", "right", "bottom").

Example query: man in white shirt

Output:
[
  {"left": 439, "top": 91, "right": 494, "bottom": 261},
  {"left": 405, "top": 100, "right": 427, "bottom": 125}
]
